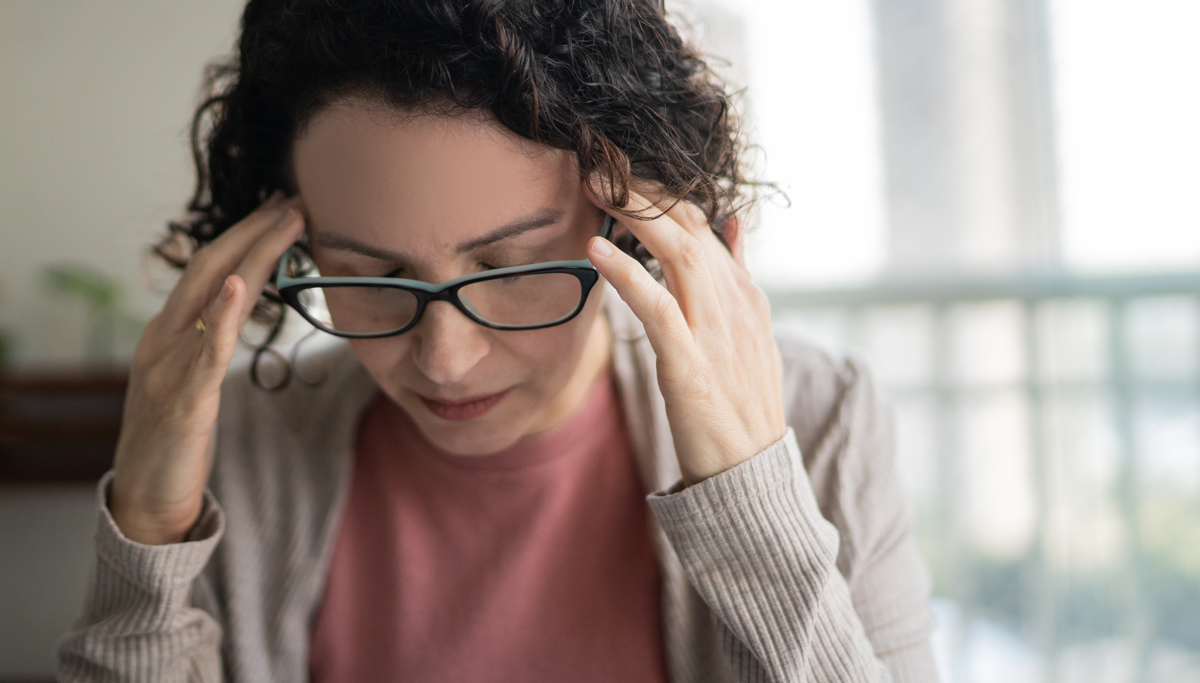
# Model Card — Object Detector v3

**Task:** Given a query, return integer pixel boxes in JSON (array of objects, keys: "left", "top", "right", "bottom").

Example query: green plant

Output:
[{"left": 44, "top": 264, "right": 144, "bottom": 366}]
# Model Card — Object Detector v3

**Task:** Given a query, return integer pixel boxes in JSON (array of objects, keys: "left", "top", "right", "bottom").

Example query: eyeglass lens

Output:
[{"left": 297, "top": 271, "right": 584, "bottom": 334}]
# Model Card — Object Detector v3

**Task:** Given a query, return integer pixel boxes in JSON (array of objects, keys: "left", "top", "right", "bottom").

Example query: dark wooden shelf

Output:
[{"left": 0, "top": 371, "right": 127, "bottom": 483}]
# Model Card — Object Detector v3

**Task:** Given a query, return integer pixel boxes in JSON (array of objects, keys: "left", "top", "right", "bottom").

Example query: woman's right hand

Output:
[{"left": 109, "top": 193, "right": 305, "bottom": 545}]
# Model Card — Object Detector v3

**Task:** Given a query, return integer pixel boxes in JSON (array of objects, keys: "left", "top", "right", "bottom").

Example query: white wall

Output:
[
  {"left": 0, "top": 1, "right": 245, "bottom": 368},
  {"left": 0, "top": 2, "right": 244, "bottom": 678}
]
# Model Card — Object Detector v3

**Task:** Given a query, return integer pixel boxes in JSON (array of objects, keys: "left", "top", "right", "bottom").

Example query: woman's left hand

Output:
[{"left": 586, "top": 186, "right": 787, "bottom": 486}]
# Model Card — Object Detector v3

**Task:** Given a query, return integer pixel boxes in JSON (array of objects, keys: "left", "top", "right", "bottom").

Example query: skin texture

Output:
[
  {"left": 110, "top": 101, "right": 785, "bottom": 545},
  {"left": 293, "top": 104, "right": 613, "bottom": 456},
  {"left": 584, "top": 185, "right": 786, "bottom": 485},
  {"left": 111, "top": 192, "right": 305, "bottom": 545}
]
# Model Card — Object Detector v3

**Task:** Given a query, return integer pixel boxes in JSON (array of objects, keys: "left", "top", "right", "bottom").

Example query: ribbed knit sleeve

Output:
[
  {"left": 648, "top": 430, "right": 904, "bottom": 682},
  {"left": 58, "top": 471, "right": 225, "bottom": 683}
]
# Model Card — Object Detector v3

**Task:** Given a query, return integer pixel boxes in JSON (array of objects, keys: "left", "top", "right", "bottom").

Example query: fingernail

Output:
[
  {"left": 275, "top": 208, "right": 298, "bottom": 230},
  {"left": 219, "top": 278, "right": 235, "bottom": 301},
  {"left": 591, "top": 237, "right": 614, "bottom": 257}
]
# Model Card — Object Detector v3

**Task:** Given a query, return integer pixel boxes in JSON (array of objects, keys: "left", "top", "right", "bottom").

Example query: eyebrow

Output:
[
  {"left": 455, "top": 209, "right": 563, "bottom": 252},
  {"left": 312, "top": 209, "right": 565, "bottom": 262}
]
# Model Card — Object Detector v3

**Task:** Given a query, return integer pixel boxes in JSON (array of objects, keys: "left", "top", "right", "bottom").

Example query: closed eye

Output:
[{"left": 480, "top": 263, "right": 523, "bottom": 285}]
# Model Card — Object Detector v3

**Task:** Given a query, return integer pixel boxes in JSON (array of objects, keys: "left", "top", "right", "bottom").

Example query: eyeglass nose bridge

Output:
[
  {"left": 278, "top": 214, "right": 614, "bottom": 337},
  {"left": 405, "top": 281, "right": 483, "bottom": 329}
]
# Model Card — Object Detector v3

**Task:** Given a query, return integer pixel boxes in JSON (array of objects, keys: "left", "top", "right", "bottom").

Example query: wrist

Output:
[
  {"left": 108, "top": 486, "right": 203, "bottom": 546},
  {"left": 677, "top": 426, "right": 788, "bottom": 487}
]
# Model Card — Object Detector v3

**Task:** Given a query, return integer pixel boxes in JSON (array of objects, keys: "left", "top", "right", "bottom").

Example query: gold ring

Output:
[{"left": 195, "top": 318, "right": 206, "bottom": 332}]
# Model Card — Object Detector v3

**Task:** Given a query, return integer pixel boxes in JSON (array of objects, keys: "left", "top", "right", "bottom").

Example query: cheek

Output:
[
  {"left": 346, "top": 336, "right": 413, "bottom": 384},
  {"left": 497, "top": 290, "right": 606, "bottom": 390},
  {"left": 499, "top": 326, "right": 579, "bottom": 378}
]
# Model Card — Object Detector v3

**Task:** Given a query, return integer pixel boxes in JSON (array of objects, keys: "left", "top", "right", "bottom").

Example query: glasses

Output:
[{"left": 276, "top": 215, "right": 615, "bottom": 338}]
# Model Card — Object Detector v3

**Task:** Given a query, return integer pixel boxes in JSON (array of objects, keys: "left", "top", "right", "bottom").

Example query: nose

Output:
[{"left": 412, "top": 300, "right": 491, "bottom": 385}]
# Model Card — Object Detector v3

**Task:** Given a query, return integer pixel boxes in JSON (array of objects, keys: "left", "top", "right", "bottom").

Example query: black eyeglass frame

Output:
[{"left": 275, "top": 214, "right": 616, "bottom": 339}]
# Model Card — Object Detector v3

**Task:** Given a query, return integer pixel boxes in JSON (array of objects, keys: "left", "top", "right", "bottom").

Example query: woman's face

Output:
[{"left": 292, "top": 101, "right": 612, "bottom": 455}]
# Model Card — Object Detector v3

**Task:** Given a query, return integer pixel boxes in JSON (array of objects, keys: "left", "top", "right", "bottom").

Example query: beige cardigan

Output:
[{"left": 59, "top": 291, "right": 938, "bottom": 682}]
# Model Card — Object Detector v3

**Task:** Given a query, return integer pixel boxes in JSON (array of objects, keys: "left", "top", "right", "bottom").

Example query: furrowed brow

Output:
[
  {"left": 455, "top": 209, "right": 563, "bottom": 253},
  {"left": 311, "top": 208, "right": 564, "bottom": 261},
  {"left": 312, "top": 232, "right": 407, "bottom": 263}
]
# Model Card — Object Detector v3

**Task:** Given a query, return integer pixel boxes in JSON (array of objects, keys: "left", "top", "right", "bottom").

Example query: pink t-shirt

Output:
[{"left": 308, "top": 373, "right": 667, "bottom": 683}]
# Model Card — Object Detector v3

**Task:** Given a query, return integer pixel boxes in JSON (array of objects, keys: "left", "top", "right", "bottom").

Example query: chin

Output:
[
  {"left": 397, "top": 395, "right": 530, "bottom": 456},
  {"left": 414, "top": 415, "right": 527, "bottom": 456}
]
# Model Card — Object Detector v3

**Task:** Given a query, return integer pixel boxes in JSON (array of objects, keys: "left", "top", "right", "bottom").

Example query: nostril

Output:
[{"left": 413, "top": 302, "right": 490, "bottom": 384}]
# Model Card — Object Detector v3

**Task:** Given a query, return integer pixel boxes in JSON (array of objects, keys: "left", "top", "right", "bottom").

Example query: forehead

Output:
[{"left": 292, "top": 101, "right": 579, "bottom": 250}]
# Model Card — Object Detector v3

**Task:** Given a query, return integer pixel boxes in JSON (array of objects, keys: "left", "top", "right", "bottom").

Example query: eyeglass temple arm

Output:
[{"left": 601, "top": 214, "right": 616, "bottom": 241}]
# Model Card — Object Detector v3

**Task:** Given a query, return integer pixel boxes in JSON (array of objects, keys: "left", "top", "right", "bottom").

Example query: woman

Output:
[{"left": 60, "top": 0, "right": 936, "bottom": 681}]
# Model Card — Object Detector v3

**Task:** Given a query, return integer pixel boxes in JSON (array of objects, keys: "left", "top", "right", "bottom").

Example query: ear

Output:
[{"left": 722, "top": 215, "right": 747, "bottom": 269}]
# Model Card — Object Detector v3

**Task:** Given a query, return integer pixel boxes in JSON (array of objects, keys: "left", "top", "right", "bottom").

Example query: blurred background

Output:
[{"left": 1, "top": 1, "right": 1197, "bottom": 681}]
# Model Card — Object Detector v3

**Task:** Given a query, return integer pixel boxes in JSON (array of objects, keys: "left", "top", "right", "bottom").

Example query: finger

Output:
[
  {"left": 230, "top": 207, "right": 306, "bottom": 326},
  {"left": 162, "top": 195, "right": 288, "bottom": 328},
  {"left": 588, "top": 235, "right": 692, "bottom": 351},
  {"left": 192, "top": 275, "right": 247, "bottom": 392},
  {"left": 607, "top": 191, "right": 721, "bottom": 325},
  {"left": 660, "top": 196, "right": 710, "bottom": 239},
  {"left": 659, "top": 197, "right": 742, "bottom": 287},
  {"left": 603, "top": 187, "right": 704, "bottom": 274},
  {"left": 582, "top": 179, "right": 729, "bottom": 325},
  {"left": 161, "top": 194, "right": 294, "bottom": 330}
]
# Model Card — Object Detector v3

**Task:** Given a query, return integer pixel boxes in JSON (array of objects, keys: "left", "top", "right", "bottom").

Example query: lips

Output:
[{"left": 418, "top": 389, "right": 511, "bottom": 421}]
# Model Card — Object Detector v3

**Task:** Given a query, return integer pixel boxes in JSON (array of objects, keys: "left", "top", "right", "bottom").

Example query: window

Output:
[{"left": 684, "top": 0, "right": 1200, "bottom": 680}]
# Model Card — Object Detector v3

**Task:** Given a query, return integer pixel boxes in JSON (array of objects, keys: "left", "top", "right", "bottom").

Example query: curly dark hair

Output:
[{"left": 159, "top": 0, "right": 757, "bottom": 378}]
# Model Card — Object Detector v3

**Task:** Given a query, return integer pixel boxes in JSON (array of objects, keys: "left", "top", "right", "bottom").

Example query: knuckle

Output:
[
  {"left": 650, "top": 288, "right": 676, "bottom": 322},
  {"left": 140, "top": 368, "right": 175, "bottom": 405},
  {"left": 202, "top": 326, "right": 238, "bottom": 369},
  {"left": 676, "top": 233, "right": 705, "bottom": 271},
  {"left": 746, "top": 282, "right": 771, "bottom": 314},
  {"left": 618, "top": 253, "right": 647, "bottom": 283},
  {"left": 183, "top": 355, "right": 213, "bottom": 387},
  {"left": 131, "top": 341, "right": 156, "bottom": 371},
  {"left": 196, "top": 331, "right": 223, "bottom": 366}
]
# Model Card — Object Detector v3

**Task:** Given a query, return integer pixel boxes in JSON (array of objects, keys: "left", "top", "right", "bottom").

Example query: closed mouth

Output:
[{"left": 418, "top": 389, "right": 512, "bottom": 421}]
